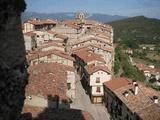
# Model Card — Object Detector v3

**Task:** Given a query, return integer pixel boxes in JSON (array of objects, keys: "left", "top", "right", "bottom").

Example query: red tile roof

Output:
[
  {"left": 85, "top": 64, "right": 111, "bottom": 75},
  {"left": 24, "top": 31, "right": 36, "bottom": 37},
  {"left": 25, "top": 19, "right": 57, "bottom": 25},
  {"left": 83, "top": 19, "right": 97, "bottom": 25},
  {"left": 137, "top": 104, "right": 160, "bottom": 120},
  {"left": 63, "top": 19, "right": 81, "bottom": 29},
  {"left": 104, "top": 77, "right": 132, "bottom": 91},
  {"left": 74, "top": 48, "right": 106, "bottom": 63},
  {"left": 135, "top": 63, "right": 160, "bottom": 75},
  {"left": 26, "top": 63, "right": 74, "bottom": 100},
  {"left": 73, "top": 36, "right": 112, "bottom": 46},
  {"left": 104, "top": 77, "right": 160, "bottom": 118},
  {"left": 27, "top": 49, "right": 74, "bottom": 61},
  {"left": 38, "top": 41, "right": 65, "bottom": 50},
  {"left": 72, "top": 43, "right": 113, "bottom": 53},
  {"left": 22, "top": 105, "right": 94, "bottom": 120}
]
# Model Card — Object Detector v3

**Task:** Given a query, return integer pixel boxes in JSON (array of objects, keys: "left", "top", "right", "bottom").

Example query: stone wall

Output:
[{"left": 0, "top": 0, "right": 27, "bottom": 120}]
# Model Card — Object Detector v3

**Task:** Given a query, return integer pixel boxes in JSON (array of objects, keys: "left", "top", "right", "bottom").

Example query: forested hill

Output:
[{"left": 108, "top": 16, "right": 160, "bottom": 44}]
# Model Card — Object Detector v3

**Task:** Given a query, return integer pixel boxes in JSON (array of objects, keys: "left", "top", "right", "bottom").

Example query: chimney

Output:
[
  {"left": 153, "top": 96, "right": 158, "bottom": 104},
  {"left": 124, "top": 91, "right": 129, "bottom": 97},
  {"left": 134, "top": 84, "right": 139, "bottom": 95},
  {"left": 132, "top": 80, "right": 137, "bottom": 85},
  {"left": 94, "top": 61, "right": 97, "bottom": 67}
]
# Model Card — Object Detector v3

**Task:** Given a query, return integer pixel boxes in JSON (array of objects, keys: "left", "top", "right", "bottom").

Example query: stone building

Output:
[{"left": 104, "top": 77, "right": 160, "bottom": 120}]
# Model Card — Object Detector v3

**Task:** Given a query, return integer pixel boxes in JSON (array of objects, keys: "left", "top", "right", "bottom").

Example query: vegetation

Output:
[
  {"left": 132, "top": 49, "right": 160, "bottom": 67},
  {"left": 114, "top": 46, "right": 145, "bottom": 81},
  {"left": 108, "top": 16, "right": 160, "bottom": 45},
  {"left": 146, "top": 82, "right": 160, "bottom": 91}
]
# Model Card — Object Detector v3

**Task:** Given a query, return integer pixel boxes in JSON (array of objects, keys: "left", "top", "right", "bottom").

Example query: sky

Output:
[{"left": 25, "top": 0, "right": 160, "bottom": 19}]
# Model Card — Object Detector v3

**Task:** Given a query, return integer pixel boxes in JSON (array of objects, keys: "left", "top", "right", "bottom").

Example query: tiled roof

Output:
[
  {"left": 24, "top": 31, "right": 36, "bottom": 37},
  {"left": 104, "top": 77, "right": 160, "bottom": 117},
  {"left": 22, "top": 105, "right": 94, "bottom": 120},
  {"left": 46, "top": 30, "right": 57, "bottom": 35},
  {"left": 26, "top": 63, "right": 74, "bottom": 100},
  {"left": 85, "top": 64, "right": 111, "bottom": 75},
  {"left": 45, "top": 30, "right": 68, "bottom": 40},
  {"left": 63, "top": 19, "right": 81, "bottom": 29},
  {"left": 25, "top": 19, "right": 57, "bottom": 25},
  {"left": 104, "top": 77, "right": 132, "bottom": 91},
  {"left": 135, "top": 63, "right": 160, "bottom": 75},
  {"left": 74, "top": 48, "right": 106, "bottom": 63},
  {"left": 27, "top": 49, "right": 74, "bottom": 61},
  {"left": 72, "top": 43, "right": 113, "bottom": 53},
  {"left": 137, "top": 104, "right": 160, "bottom": 120},
  {"left": 83, "top": 19, "right": 97, "bottom": 25},
  {"left": 73, "top": 36, "right": 112, "bottom": 46},
  {"left": 38, "top": 41, "right": 65, "bottom": 50}
]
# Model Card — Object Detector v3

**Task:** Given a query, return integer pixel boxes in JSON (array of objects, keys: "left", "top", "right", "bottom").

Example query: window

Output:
[
  {"left": 96, "top": 87, "right": 101, "bottom": 92},
  {"left": 96, "top": 77, "right": 100, "bottom": 83},
  {"left": 47, "top": 54, "right": 51, "bottom": 59},
  {"left": 67, "top": 83, "right": 71, "bottom": 90}
]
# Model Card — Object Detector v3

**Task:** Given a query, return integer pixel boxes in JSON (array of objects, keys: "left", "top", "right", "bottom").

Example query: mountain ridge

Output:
[
  {"left": 108, "top": 16, "right": 160, "bottom": 44},
  {"left": 22, "top": 11, "right": 127, "bottom": 23}
]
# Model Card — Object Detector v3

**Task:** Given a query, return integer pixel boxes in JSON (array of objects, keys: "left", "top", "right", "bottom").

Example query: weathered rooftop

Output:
[{"left": 104, "top": 77, "right": 160, "bottom": 119}]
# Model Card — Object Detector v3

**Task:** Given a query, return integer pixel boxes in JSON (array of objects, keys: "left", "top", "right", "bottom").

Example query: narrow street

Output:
[{"left": 71, "top": 73, "right": 110, "bottom": 120}]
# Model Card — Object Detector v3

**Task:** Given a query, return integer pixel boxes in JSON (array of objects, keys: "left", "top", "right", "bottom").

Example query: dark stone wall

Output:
[{"left": 0, "top": 0, "right": 27, "bottom": 120}]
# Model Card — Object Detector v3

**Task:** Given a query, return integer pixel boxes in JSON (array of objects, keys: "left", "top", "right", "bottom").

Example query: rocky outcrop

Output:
[{"left": 0, "top": 0, "right": 27, "bottom": 120}]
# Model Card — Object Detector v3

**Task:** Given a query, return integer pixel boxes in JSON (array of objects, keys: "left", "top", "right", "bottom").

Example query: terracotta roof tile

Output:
[
  {"left": 73, "top": 36, "right": 112, "bottom": 46},
  {"left": 104, "top": 77, "right": 131, "bottom": 91},
  {"left": 74, "top": 48, "right": 105, "bottom": 63},
  {"left": 72, "top": 43, "right": 113, "bottom": 53},
  {"left": 25, "top": 19, "right": 57, "bottom": 25},
  {"left": 85, "top": 64, "right": 111, "bottom": 75},
  {"left": 27, "top": 49, "right": 74, "bottom": 61},
  {"left": 104, "top": 77, "right": 160, "bottom": 117},
  {"left": 24, "top": 31, "right": 36, "bottom": 37},
  {"left": 137, "top": 104, "right": 160, "bottom": 120},
  {"left": 26, "top": 63, "right": 74, "bottom": 100}
]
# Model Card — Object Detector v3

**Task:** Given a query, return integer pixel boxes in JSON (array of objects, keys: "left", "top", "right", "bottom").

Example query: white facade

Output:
[
  {"left": 89, "top": 70, "right": 111, "bottom": 98},
  {"left": 91, "top": 86, "right": 104, "bottom": 96},
  {"left": 24, "top": 35, "right": 36, "bottom": 51},
  {"left": 89, "top": 70, "right": 111, "bottom": 86},
  {"left": 66, "top": 71, "right": 76, "bottom": 99},
  {"left": 23, "top": 22, "right": 34, "bottom": 33},
  {"left": 33, "top": 31, "right": 45, "bottom": 47}
]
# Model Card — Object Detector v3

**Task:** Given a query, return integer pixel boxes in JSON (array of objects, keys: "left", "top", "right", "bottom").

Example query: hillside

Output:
[
  {"left": 108, "top": 16, "right": 160, "bottom": 44},
  {"left": 22, "top": 12, "right": 127, "bottom": 23}
]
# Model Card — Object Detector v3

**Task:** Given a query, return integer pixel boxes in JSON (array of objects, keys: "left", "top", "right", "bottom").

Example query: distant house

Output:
[
  {"left": 135, "top": 63, "right": 160, "bottom": 79},
  {"left": 84, "top": 63, "right": 111, "bottom": 104},
  {"left": 26, "top": 63, "right": 75, "bottom": 109},
  {"left": 125, "top": 49, "right": 133, "bottom": 55},
  {"left": 73, "top": 48, "right": 106, "bottom": 74},
  {"left": 23, "top": 18, "right": 57, "bottom": 33},
  {"left": 27, "top": 49, "right": 74, "bottom": 67},
  {"left": 38, "top": 41, "right": 65, "bottom": 52},
  {"left": 53, "top": 20, "right": 81, "bottom": 39},
  {"left": 72, "top": 43, "right": 113, "bottom": 70},
  {"left": 104, "top": 77, "right": 160, "bottom": 120}
]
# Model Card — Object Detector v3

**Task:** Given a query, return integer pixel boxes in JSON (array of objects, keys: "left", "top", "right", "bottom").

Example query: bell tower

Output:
[{"left": 75, "top": 11, "right": 85, "bottom": 22}]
